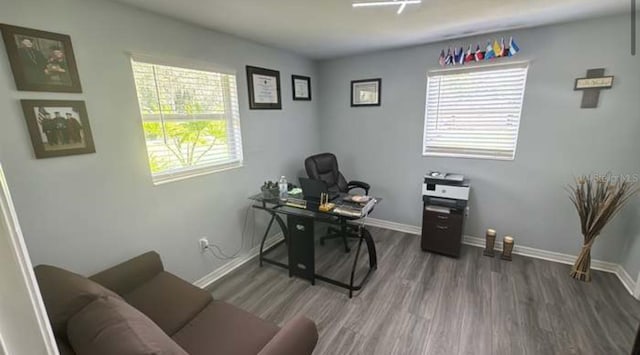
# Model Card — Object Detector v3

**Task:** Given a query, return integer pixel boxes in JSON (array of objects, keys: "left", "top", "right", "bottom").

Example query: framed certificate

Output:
[
  {"left": 351, "top": 78, "right": 381, "bottom": 107},
  {"left": 246, "top": 66, "right": 281, "bottom": 110},
  {"left": 292, "top": 75, "right": 311, "bottom": 101}
]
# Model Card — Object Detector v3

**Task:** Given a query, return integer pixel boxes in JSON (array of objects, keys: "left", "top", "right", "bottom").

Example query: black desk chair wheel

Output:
[{"left": 304, "top": 153, "right": 371, "bottom": 252}]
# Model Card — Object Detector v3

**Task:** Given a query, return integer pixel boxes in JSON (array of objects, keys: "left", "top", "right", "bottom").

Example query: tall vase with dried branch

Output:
[{"left": 567, "top": 174, "right": 638, "bottom": 282}]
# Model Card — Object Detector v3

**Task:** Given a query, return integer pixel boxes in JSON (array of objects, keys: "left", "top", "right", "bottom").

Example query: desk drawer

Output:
[{"left": 423, "top": 208, "right": 462, "bottom": 226}]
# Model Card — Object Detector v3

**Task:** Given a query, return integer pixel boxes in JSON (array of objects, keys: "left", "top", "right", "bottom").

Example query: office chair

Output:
[{"left": 304, "top": 153, "right": 371, "bottom": 252}]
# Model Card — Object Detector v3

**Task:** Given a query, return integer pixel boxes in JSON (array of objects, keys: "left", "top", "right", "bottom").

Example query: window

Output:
[
  {"left": 131, "top": 57, "right": 243, "bottom": 184},
  {"left": 423, "top": 62, "right": 528, "bottom": 160}
]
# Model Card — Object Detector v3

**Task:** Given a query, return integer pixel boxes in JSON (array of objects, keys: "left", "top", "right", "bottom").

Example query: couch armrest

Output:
[
  {"left": 258, "top": 315, "right": 318, "bottom": 355},
  {"left": 90, "top": 251, "right": 164, "bottom": 296}
]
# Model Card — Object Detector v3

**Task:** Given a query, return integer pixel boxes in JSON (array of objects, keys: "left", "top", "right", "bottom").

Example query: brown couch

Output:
[{"left": 34, "top": 251, "right": 318, "bottom": 355}]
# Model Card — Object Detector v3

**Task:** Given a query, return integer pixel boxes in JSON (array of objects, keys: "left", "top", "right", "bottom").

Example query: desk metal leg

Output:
[
  {"left": 273, "top": 213, "right": 288, "bottom": 245},
  {"left": 259, "top": 215, "right": 275, "bottom": 267},
  {"left": 349, "top": 233, "right": 365, "bottom": 298},
  {"left": 362, "top": 228, "right": 378, "bottom": 269},
  {"left": 258, "top": 211, "right": 289, "bottom": 267}
]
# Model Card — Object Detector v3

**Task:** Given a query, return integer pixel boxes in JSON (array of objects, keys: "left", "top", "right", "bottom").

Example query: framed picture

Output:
[
  {"left": 0, "top": 24, "right": 82, "bottom": 92},
  {"left": 292, "top": 75, "right": 311, "bottom": 101},
  {"left": 20, "top": 100, "right": 95, "bottom": 159},
  {"left": 351, "top": 78, "right": 381, "bottom": 107},
  {"left": 246, "top": 65, "right": 281, "bottom": 109}
]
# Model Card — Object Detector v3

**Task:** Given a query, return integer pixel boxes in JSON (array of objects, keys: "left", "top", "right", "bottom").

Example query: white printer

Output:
[{"left": 422, "top": 171, "right": 470, "bottom": 208}]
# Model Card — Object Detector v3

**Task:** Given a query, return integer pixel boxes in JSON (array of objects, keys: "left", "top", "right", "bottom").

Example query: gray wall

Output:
[
  {"left": 0, "top": 0, "right": 319, "bottom": 281},
  {"left": 317, "top": 14, "right": 640, "bottom": 263}
]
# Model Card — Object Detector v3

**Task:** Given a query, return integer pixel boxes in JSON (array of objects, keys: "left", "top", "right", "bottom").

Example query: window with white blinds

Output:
[
  {"left": 131, "top": 58, "right": 243, "bottom": 184},
  {"left": 423, "top": 62, "right": 528, "bottom": 160}
]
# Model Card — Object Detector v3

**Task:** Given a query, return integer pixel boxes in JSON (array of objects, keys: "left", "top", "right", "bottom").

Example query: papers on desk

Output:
[
  {"left": 344, "top": 195, "right": 372, "bottom": 203},
  {"left": 333, "top": 198, "right": 377, "bottom": 218}
]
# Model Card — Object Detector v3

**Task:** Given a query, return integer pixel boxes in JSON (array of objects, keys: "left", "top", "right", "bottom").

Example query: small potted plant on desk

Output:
[{"left": 261, "top": 181, "right": 280, "bottom": 200}]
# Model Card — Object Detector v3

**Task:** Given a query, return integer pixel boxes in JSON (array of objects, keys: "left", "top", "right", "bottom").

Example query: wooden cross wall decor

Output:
[{"left": 574, "top": 68, "right": 614, "bottom": 109}]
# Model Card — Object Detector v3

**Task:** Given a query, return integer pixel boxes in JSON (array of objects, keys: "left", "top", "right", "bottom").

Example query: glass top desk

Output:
[{"left": 248, "top": 192, "right": 381, "bottom": 298}]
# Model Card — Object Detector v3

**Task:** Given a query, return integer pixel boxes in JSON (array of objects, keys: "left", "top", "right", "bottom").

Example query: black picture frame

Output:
[
  {"left": 1, "top": 24, "right": 82, "bottom": 93},
  {"left": 351, "top": 78, "right": 381, "bottom": 107},
  {"left": 246, "top": 65, "right": 282, "bottom": 110},
  {"left": 292, "top": 75, "right": 311, "bottom": 101},
  {"left": 20, "top": 100, "right": 95, "bottom": 159}
]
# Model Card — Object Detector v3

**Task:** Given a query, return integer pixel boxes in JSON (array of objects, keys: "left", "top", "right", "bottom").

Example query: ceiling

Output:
[{"left": 112, "top": 0, "right": 628, "bottom": 59}]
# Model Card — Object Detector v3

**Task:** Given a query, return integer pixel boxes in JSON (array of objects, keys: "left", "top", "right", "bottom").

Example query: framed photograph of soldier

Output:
[
  {"left": 20, "top": 100, "right": 95, "bottom": 159},
  {"left": 1, "top": 24, "right": 82, "bottom": 92}
]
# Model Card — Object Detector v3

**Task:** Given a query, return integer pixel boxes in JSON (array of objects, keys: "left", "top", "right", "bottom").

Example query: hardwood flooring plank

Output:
[{"left": 210, "top": 226, "right": 640, "bottom": 355}]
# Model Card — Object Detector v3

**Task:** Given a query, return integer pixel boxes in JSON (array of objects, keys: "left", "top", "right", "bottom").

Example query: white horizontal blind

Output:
[
  {"left": 131, "top": 59, "right": 243, "bottom": 183},
  {"left": 423, "top": 62, "right": 528, "bottom": 160}
]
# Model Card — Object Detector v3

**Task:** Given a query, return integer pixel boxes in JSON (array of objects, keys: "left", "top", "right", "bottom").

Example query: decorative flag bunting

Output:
[
  {"left": 484, "top": 41, "right": 495, "bottom": 60},
  {"left": 492, "top": 39, "right": 502, "bottom": 57},
  {"left": 500, "top": 37, "right": 509, "bottom": 57},
  {"left": 509, "top": 37, "right": 520, "bottom": 56},
  {"left": 438, "top": 36, "right": 521, "bottom": 67},
  {"left": 464, "top": 45, "right": 474, "bottom": 63},
  {"left": 444, "top": 48, "right": 453, "bottom": 65},
  {"left": 474, "top": 44, "right": 484, "bottom": 61}
]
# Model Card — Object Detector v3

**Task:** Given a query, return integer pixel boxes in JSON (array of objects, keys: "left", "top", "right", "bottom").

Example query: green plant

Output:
[{"left": 143, "top": 120, "right": 228, "bottom": 171}]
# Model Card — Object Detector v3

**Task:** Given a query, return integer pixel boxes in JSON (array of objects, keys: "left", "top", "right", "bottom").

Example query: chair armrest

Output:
[
  {"left": 348, "top": 180, "right": 370, "bottom": 194},
  {"left": 258, "top": 315, "right": 318, "bottom": 355}
]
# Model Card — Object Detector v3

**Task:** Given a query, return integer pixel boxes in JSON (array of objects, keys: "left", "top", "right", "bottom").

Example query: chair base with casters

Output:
[{"left": 320, "top": 219, "right": 362, "bottom": 253}]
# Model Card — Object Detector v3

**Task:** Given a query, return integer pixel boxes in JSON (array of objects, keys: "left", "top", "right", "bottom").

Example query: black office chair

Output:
[{"left": 304, "top": 153, "right": 371, "bottom": 252}]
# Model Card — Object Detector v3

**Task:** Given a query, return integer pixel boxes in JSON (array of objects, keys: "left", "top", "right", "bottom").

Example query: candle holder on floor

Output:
[
  {"left": 483, "top": 229, "right": 497, "bottom": 257},
  {"left": 502, "top": 236, "right": 514, "bottom": 261}
]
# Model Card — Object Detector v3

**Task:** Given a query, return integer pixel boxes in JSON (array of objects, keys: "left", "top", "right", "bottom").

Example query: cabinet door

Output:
[
  {"left": 421, "top": 208, "right": 463, "bottom": 257},
  {"left": 287, "top": 215, "right": 315, "bottom": 282}
]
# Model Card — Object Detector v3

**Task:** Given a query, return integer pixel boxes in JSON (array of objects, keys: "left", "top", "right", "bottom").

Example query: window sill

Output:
[{"left": 151, "top": 161, "right": 243, "bottom": 186}]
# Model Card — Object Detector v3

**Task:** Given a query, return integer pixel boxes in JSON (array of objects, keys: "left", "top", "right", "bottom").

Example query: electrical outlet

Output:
[{"left": 198, "top": 238, "right": 209, "bottom": 252}]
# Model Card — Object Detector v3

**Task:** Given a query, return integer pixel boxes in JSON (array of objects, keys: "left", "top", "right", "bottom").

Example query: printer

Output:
[
  {"left": 422, "top": 171, "right": 470, "bottom": 209},
  {"left": 421, "top": 172, "right": 470, "bottom": 258}
]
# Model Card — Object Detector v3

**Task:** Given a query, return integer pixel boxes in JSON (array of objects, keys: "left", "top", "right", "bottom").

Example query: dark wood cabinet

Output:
[{"left": 421, "top": 207, "right": 464, "bottom": 257}]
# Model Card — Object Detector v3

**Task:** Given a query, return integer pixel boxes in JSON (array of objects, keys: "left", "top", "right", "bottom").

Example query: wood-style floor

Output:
[{"left": 211, "top": 227, "right": 640, "bottom": 355}]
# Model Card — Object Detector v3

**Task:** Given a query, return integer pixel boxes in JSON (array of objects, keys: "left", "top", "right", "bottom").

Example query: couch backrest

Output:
[{"left": 90, "top": 251, "right": 164, "bottom": 296}]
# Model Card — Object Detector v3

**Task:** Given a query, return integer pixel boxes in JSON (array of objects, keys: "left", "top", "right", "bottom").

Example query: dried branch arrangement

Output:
[{"left": 568, "top": 174, "right": 638, "bottom": 281}]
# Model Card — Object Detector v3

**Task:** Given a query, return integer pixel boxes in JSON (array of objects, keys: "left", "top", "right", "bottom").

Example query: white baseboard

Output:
[
  {"left": 364, "top": 217, "right": 639, "bottom": 299},
  {"left": 364, "top": 217, "right": 421, "bottom": 235},
  {"left": 193, "top": 233, "right": 284, "bottom": 289},
  {"left": 616, "top": 266, "right": 637, "bottom": 297}
]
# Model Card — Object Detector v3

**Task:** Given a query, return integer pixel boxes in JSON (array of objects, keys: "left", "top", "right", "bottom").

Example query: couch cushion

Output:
[
  {"left": 90, "top": 251, "right": 164, "bottom": 296},
  {"left": 124, "top": 271, "right": 212, "bottom": 335},
  {"left": 34, "top": 265, "right": 121, "bottom": 337},
  {"left": 68, "top": 296, "right": 188, "bottom": 355},
  {"left": 172, "top": 301, "right": 280, "bottom": 355}
]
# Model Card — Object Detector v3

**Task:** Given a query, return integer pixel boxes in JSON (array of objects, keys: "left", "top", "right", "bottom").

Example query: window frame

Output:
[
  {"left": 129, "top": 54, "right": 244, "bottom": 185},
  {"left": 422, "top": 61, "right": 529, "bottom": 161}
]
